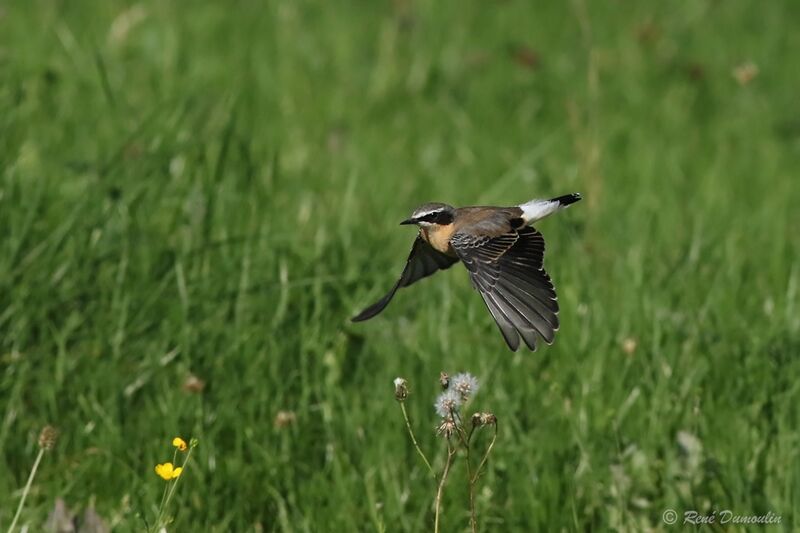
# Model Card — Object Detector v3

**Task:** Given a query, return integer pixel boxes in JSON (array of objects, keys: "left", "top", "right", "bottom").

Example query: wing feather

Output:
[
  {"left": 351, "top": 236, "right": 458, "bottom": 322},
  {"left": 452, "top": 226, "right": 559, "bottom": 351},
  {"left": 478, "top": 291, "right": 522, "bottom": 351}
]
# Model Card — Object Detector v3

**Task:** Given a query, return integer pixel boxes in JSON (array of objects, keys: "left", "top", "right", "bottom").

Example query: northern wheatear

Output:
[{"left": 351, "top": 193, "right": 581, "bottom": 351}]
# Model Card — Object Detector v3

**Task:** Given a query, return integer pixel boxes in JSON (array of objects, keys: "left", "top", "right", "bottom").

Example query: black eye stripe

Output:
[{"left": 435, "top": 212, "right": 454, "bottom": 224}]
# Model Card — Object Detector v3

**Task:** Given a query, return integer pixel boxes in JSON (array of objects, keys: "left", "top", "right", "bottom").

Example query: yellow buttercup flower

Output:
[
  {"left": 172, "top": 437, "right": 188, "bottom": 452},
  {"left": 154, "top": 462, "right": 183, "bottom": 480}
]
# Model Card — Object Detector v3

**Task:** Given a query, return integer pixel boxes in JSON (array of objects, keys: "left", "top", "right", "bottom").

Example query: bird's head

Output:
[{"left": 400, "top": 203, "right": 456, "bottom": 227}]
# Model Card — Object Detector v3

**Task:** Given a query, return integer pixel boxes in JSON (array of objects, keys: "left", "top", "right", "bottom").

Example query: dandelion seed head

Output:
[
  {"left": 434, "top": 389, "right": 461, "bottom": 418},
  {"left": 451, "top": 372, "right": 479, "bottom": 400}
]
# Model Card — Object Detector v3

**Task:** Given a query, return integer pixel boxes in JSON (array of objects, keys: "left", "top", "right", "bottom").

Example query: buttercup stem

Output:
[
  {"left": 154, "top": 448, "right": 179, "bottom": 529},
  {"left": 163, "top": 448, "right": 193, "bottom": 520},
  {"left": 155, "top": 447, "right": 193, "bottom": 530}
]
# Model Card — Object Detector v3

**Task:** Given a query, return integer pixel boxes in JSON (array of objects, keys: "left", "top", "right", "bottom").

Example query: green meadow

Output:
[{"left": 2, "top": 0, "right": 799, "bottom": 530}]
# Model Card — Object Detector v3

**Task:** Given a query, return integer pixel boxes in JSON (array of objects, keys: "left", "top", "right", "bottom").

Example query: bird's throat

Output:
[{"left": 421, "top": 225, "right": 456, "bottom": 255}]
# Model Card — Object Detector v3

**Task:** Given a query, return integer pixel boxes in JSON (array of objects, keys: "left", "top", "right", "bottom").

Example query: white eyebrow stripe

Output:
[{"left": 414, "top": 208, "right": 445, "bottom": 219}]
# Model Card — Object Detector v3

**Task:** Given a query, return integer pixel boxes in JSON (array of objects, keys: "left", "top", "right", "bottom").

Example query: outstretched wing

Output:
[
  {"left": 351, "top": 237, "right": 459, "bottom": 322},
  {"left": 451, "top": 226, "right": 559, "bottom": 351}
]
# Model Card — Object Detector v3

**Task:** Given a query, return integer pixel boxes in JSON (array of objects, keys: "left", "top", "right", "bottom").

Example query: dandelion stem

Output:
[
  {"left": 452, "top": 411, "right": 469, "bottom": 446},
  {"left": 434, "top": 441, "right": 456, "bottom": 533},
  {"left": 399, "top": 402, "right": 436, "bottom": 480},
  {"left": 472, "top": 421, "right": 498, "bottom": 484},
  {"left": 464, "top": 435, "right": 477, "bottom": 533},
  {"left": 465, "top": 420, "right": 499, "bottom": 533},
  {"left": 7, "top": 448, "right": 45, "bottom": 533}
]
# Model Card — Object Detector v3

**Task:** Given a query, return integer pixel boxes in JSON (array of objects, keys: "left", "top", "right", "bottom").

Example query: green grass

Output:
[{"left": 2, "top": 0, "right": 799, "bottom": 530}]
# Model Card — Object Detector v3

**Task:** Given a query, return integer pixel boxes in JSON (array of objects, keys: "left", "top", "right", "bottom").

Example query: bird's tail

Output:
[{"left": 519, "top": 193, "right": 581, "bottom": 223}]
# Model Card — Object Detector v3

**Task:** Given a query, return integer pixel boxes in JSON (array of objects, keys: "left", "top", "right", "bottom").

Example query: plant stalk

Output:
[
  {"left": 400, "top": 402, "right": 436, "bottom": 480},
  {"left": 7, "top": 448, "right": 45, "bottom": 533},
  {"left": 434, "top": 441, "right": 456, "bottom": 533}
]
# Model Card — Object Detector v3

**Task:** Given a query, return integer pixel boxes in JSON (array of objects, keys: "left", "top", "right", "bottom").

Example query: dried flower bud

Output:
[
  {"left": 436, "top": 418, "right": 457, "bottom": 439},
  {"left": 274, "top": 410, "right": 297, "bottom": 428},
  {"left": 622, "top": 337, "right": 637, "bottom": 355},
  {"left": 393, "top": 377, "right": 409, "bottom": 401},
  {"left": 182, "top": 373, "right": 206, "bottom": 394},
  {"left": 439, "top": 372, "right": 449, "bottom": 390},
  {"left": 471, "top": 413, "right": 483, "bottom": 428},
  {"left": 38, "top": 425, "right": 58, "bottom": 451},
  {"left": 471, "top": 412, "right": 498, "bottom": 427},
  {"left": 732, "top": 61, "right": 759, "bottom": 86}
]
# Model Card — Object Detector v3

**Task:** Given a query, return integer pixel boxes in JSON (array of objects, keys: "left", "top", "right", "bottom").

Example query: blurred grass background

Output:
[{"left": 1, "top": 0, "right": 799, "bottom": 530}]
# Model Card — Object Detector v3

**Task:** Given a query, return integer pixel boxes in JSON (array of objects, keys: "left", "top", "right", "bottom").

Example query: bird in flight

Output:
[{"left": 351, "top": 193, "right": 581, "bottom": 351}]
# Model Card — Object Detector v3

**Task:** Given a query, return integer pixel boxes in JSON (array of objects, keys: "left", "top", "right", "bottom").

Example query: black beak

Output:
[{"left": 400, "top": 218, "right": 416, "bottom": 225}]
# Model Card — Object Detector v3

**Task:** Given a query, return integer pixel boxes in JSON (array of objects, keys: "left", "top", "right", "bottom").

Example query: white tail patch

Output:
[{"left": 519, "top": 199, "right": 561, "bottom": 223}]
